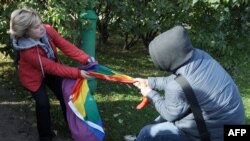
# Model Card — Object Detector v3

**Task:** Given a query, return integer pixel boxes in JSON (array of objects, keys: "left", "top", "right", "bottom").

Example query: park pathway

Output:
[{"left": 0, "top": 86, "right": 72, "bottom": 141}]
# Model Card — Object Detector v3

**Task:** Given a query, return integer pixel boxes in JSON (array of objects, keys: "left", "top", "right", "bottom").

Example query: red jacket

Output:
[{"left": 18, "top": 24, "right": 90, "bottom": 92}]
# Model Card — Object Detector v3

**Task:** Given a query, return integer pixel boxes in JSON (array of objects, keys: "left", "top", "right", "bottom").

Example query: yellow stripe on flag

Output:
[{"left": 74, "top": 79, "right": 89, "bottom": 117}]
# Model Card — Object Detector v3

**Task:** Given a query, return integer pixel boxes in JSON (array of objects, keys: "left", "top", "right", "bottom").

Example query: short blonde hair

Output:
[{"left": 9, "top": 7, "right": 41, "bottom": 39}]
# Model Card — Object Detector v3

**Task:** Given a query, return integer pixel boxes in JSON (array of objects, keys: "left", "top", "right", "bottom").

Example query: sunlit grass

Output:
[
  {"left": 242, "top": 98, "right": 250, "bottom": 123},
  {"left": 233, "top": 62, "right": 250, "bottom": 124},
  {"left": 94, "top": 80, "right": 157, "bottom": 141}
]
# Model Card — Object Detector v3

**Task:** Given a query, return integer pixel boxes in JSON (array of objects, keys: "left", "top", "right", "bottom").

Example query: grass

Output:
[
  {"left": 232, "top": 61, "right": 250, "bottom": 125},
  {"left": 0, "top": 41, "right": 249, "bottom": 141}
]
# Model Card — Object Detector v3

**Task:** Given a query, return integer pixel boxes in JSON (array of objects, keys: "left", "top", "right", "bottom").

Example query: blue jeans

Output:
[{"left": 136, "top": 116, "right": 190, "bottom": 141}]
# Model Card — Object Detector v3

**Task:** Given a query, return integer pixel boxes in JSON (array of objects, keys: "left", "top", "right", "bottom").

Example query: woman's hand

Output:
[
  {"left": 87, "top": 56, "right": 96, "bottom": 64},
  {"left": 80, "top": 70, "right": 91, "bottom": 78}
]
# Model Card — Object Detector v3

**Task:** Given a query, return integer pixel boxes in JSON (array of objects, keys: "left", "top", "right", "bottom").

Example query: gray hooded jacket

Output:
[{"left": 147, "top": 26, "right": 245, "bottom": 141}]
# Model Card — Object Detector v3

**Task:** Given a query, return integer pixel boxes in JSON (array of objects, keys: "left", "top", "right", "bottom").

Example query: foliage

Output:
[
  {"left": 0, "top": 1, "right": 17, "bottom": 59},
  {"left": 175, "top": 0, "right": 250, "bottom": 73},
  {"left": 1, "top": 0, "right": 250, "bottom": 72},
  {"left": 96, "top": 0, "right": 120, "bottom": 45},
  {"left": 107, "top": 0, "right": 179, "bottom": 49},
  {"left": 94, "top": 0, "right": 250, "bottom": 74}
]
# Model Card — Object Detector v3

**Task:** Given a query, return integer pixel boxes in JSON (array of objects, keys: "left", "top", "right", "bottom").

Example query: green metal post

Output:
[{"left": 80, "top": 9, "right": 98, "bottom": 93}]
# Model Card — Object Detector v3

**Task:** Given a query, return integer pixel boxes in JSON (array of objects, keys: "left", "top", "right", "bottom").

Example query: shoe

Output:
[{"left": 124, "top": 135, "right": 136, "bottom": 141}]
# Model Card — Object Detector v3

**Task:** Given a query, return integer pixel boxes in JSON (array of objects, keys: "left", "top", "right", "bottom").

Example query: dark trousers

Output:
[{"left": 31, "top": 74, "right": 67, "bottom": 140}]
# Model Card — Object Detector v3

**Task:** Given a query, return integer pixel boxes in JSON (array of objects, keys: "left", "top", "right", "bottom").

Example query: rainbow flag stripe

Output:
[
  {"left": 83, "top": 63, "right": 150, "bottom": 109},
  {"left": 82, "top": 63, "right": 134, "bottom": 83}
]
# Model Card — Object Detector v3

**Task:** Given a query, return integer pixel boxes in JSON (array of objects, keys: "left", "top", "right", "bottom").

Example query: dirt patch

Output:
[{"left": 0, "top": 86, "right": 72, "bottom": 141}]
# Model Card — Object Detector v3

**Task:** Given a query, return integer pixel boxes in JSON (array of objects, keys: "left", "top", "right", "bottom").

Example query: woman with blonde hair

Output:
[{"left": 9, "top": 7, "right": 95, "bottom": 141}]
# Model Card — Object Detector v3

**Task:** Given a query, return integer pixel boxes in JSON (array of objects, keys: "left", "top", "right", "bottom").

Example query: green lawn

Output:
[
  {"left": 233, "top": 61, "right": 250, "bottom": 125},
  {"left": 0, "top": 44, "right": 249, "bottom": 141}
]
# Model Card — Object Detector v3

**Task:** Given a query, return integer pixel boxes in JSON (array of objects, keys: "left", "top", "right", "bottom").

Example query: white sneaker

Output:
[{"left": 124, "top": 135, "right": 136, "bottom": 141}]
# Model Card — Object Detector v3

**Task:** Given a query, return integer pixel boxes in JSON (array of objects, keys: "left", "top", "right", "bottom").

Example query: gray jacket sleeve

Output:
[
  {"left": 147, "top": 76, "right": 190, "bottom": 121},
  {"left": 148, "top": 74, "right": 175, "bottom": 91}
]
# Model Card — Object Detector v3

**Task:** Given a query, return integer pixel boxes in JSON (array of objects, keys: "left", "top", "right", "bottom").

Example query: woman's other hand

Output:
[{"left": 80, "top": 70, "right": 91, "bottom": 78}]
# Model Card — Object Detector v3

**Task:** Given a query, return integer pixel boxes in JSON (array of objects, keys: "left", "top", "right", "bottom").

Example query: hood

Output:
[
  {"left": 12, "top": 37, "right": 44, "bottom": 51},
  {"left": 149, "top": 25, "right": 194, "bottom": 72}
]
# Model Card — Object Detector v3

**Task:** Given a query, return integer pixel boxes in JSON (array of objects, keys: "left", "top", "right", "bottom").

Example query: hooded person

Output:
[{"left": 124, "top": 25, "right": 245, "bottom": 141}]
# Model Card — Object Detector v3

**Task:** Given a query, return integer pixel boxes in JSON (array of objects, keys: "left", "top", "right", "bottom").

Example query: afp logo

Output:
[{"left": 224, "top": 125, "right": 249, "bottom": 141}]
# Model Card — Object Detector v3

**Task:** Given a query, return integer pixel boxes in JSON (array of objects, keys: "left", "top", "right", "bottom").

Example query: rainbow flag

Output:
[
  {"left": 62, "top": 78, "right": 104, "bottom": 141},
  {"left": 62, "top": 63, "right": 150, "bottom": 141}
]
